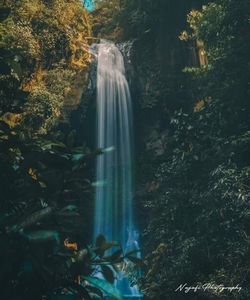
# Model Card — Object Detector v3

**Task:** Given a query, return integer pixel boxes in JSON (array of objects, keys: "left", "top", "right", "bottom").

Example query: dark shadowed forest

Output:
[{"left": 0, "top": 0, "right": 250, "bottom": 300}]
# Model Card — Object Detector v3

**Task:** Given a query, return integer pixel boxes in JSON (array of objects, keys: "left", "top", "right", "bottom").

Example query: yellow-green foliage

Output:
[
  {"left": 0, "top": 0, "right": 92, "bottom": 135},
  {"left": 3, "top": 0, "right": 91, "bottom": 65},
  {"left": 91, "top": 0, "right": 123, "bottom": 40}
]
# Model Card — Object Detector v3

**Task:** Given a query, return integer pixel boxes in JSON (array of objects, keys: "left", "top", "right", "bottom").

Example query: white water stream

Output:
[{"left": 92, "top": 40, "right": 141, "bottom": 297}]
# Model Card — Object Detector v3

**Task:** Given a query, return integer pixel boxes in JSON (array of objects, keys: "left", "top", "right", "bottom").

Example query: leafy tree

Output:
[{"left": 132, "top": 1, "right": 250, "bottom": 299}]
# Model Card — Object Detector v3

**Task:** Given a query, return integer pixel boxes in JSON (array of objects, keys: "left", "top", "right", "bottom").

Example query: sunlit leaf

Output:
[
  {"left": 28, "top": 168, "right": 38, "bottom": 180},
  {"left": 0, "top": 113, "right": 21, "bottom": 128}
]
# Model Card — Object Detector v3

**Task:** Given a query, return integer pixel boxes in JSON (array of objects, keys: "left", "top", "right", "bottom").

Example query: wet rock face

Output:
[
  {"left": 61, "top": 70, "right": 90, "bottom": 121},
  {"left": 117, "top": 40, "right": 133, "bottom": 68},
  {"left": 146, "top": 129, "right": 168, "bottom": 157},
  {"left": 68, "top": 56, "right": 97, "bottom": 148},
  {"left": 117, "top": 40, "right": 138, "bottom": 93},
  {"left": 88, "top": 58, "right": 98, "bottom": 97}
]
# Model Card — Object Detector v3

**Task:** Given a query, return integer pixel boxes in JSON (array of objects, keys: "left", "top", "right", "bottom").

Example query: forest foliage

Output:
[
  {"left": 0, "top": 0, "right": 91, "bottom": 133},
  {"left": 85, "top": 1, "right": 250, "bottom": 299},
  {"left": 0, "top": 0, "right": 249, "bottom": 300},
  {"left": 0, "top": 1, "right": 144, "bottom": 298},
  {"left": 133, "top": 1, "right": 250, "bottom": 300}
]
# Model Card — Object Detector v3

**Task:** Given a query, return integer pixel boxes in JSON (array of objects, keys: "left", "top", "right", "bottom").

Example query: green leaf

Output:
[
  {"left": 37, "top": 140, "right": 66, "bottom": 151},
  {"left": 8, "top": 59, "right": 22, "bottom": 78},
  {"left": 24, "top": 230, "right": 60, "bottom": 244},
  {"left": 83, "top": 276, "right": 122, "bottom": 300},
  {"left": 85, "top": 285, "right": 103, "bottom": 299},
  {"left": 9, "top": 207, "right": 53, "bottom": 232},
  {"left": 88, "top": 293, "right": 102, "bottom": 300}
]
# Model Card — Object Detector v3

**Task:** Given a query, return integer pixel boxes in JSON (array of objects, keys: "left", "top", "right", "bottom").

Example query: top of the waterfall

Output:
[
  {"left": 90, "top": 40, "right": 117, "bottom": 57},
  {"left": 90, "top": 40, "right": 126, "bottom": 76}
]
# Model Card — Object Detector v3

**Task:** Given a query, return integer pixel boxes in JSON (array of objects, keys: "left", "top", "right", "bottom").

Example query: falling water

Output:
[{"left": 93, "top": 40, "right": 141, "bottom": 297}]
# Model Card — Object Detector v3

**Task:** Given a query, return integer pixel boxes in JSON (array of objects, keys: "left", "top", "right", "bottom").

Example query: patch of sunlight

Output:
[{"left": 83, "top": 0, "right": 94, "bottom": 12}]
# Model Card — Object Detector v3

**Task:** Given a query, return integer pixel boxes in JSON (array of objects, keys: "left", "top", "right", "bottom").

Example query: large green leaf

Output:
[
  {"left": 36, "top": 140, "right": 66, "bottom": 151},
  {"left": 9, "top": 207, "right": 53, "bottom": 232},
  {"left": 24, "top": 230, "right": 60, "bottom": 244},
  {"left": 83, "top": 276, "right": 122, "bottom": 300}
]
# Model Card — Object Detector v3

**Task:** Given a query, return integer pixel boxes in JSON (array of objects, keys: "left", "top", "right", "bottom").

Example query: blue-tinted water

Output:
[
  {"left": 93, "top": 40, "right": 142, "bottom": 298},
  {"left": 83, "top": 0, "right": 94, "bottom": 12}
]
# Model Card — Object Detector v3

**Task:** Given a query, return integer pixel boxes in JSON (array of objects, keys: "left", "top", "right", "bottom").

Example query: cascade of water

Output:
[
  {"left": 92, "top": 40, "right": 141, "bottom": 298},
  {"left": 94, "top": 40, "right": 133, "bottom": 247}
]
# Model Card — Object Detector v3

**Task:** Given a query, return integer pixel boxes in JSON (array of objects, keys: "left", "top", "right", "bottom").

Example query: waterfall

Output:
[
  {"left": 94, "top": 40, "right": 134, "bottom": 247},
  {"left": 92, "top": 40, "right": 141, "bottom": 297}
]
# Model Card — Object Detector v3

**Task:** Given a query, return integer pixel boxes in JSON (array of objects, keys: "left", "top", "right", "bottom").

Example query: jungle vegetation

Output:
[{"left": 0, "top": 0, "right": 249, "bottom": 300}]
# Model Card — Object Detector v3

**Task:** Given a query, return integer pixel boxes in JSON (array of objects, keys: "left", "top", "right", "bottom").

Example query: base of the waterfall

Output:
[
  {"left": 123, "top": 294, "right": 144, "bottom": 299},
  {"left": 105, "top": 296, "right": 143, "bottom": 300},
  {"left": 116, "top": 270, "right": 143, "bottom": 299}
]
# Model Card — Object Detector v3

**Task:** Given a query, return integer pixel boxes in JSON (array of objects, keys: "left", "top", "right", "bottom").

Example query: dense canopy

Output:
[{"left": 0, "top": 0, "right": 249, "bottom": 300}]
